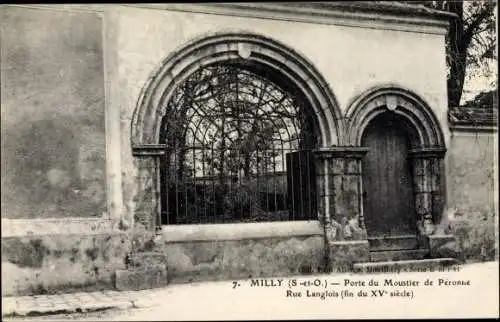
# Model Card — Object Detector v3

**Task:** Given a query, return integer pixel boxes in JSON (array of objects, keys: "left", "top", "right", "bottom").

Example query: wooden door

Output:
[{"left": 361, "top": 113, "right": 416, "bottom": 238}]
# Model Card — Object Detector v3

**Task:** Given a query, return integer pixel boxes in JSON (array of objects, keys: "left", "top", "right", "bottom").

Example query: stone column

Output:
[
  {"left": 132, "top": 145, "right": 165, "bottom": 232},
  {"left": 409, "top": 148, "right": 446, "bottom": 236},
  {"left": 430, "top": 157, "right": 445, "bottom": 225},
  {"left": 313, "top": 147, "right": 368, "bottom": 243},
  {"left": 314, "top": 156, "right": 329, "bottom": 226}
]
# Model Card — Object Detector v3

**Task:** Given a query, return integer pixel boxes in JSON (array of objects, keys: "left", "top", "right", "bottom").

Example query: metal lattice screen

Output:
[{"left": 160, "top": 62, "right": 318, "bottom": 225}]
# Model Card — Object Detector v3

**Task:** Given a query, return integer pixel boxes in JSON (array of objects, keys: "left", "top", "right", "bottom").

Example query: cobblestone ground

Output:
[{"left": 3, "top": 261, "right": 499, "bottom": 321}]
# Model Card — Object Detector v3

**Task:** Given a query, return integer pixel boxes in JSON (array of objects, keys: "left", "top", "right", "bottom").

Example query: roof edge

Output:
[{"left": 300, "top": 2, "right": 457, "bottom": 20}]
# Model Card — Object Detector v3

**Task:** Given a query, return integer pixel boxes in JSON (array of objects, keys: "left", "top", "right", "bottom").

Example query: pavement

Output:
[
  {"left": 2, "top": 261, "right": 499, "bottom": 320},
  {"left": 1, "top": 289, "right": 163, "bottom": 317}
]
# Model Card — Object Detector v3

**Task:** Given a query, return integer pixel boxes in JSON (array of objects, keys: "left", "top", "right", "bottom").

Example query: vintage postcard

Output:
[{"left": 1, "top": 2, "right": 498, "bottom": 320}]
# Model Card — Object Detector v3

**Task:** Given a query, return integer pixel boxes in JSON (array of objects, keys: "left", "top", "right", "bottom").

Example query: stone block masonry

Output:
[{"left": 114, "top": 265, "right": 168, "bottom": 291}]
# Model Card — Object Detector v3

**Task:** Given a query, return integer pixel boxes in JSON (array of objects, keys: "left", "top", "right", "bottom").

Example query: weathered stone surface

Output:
[
  {"left": 316, "top": 174, "right": 326, "bottom": 196},
  {"left": 1, "top": 233, "right": 130, "bottom": 296},
  {"left": 326, "top": 216, "right": 365, "bottom": 241},
  {"left": 164, "top": 235, "right": 325, "bottom": 283},
  {"left": 343, "top": 175, "right": 359, "bottom": 194},
  {"left": 422, "top": 159, "right": 432, "bottom": 174},
  {"left": 434, "top": 241, "right": 460, "bottom": 259},
  {"left": 346, "top": 159, "right": 360, "bottom": 174},
  {"left": 428, "top": 235, "right": 457, "bottom": 257},
  {"left": 332, "top": 175, "right": 343, "bottom": 195},
  {"left": 317, "top": 196, "right": 326, "bottom": 220},
  {"left": 127, "top": 252, "right": 167, "bottom": 270},
  {"left": 447, "top": 133, "right": 496, "bottom": 242},
  {"left": 369, "top": 236, "right": 420, "bottom": 251},
  {"left": 315, "top": 159, "right": 327, "bottom": 175},
  {"left": 414, "top": 176, "right": 426, "bottom": 193},
  {"left": 369, "top": 249, "right": 429, "bottom": 262},
  {"left": 328, "top": 241, "right": 369, "bottom": 271},
  {"left": 1, "top": 7, "right": 107, "bottom": 220},
  {"left": 331, "top": 158, "right": 344, "bottom": 175},
  {"left": 413, "top": 158, "right": 424, "bottom": 176},
  {"left": 431, "top": 193, "right": 445, "bottom": 220},
  {"left": 431, "top": 158, "right": 440, "bottom": 175},
  {"left": 334, "top": 192, "right": 345, "bottom": 217},
  {"left": 114, "top": 265, "right": 168, "bottom": 291},
  {"left": 430, "top": 173, "right": 439, "bottom": 191},
  {"left": 415, "top": 192, "right": 432, "bottom": 214}
]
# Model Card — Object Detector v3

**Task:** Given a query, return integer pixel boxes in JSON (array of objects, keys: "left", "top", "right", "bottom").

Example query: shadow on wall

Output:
[{"left": 1, "top": 117, "right": 106, "bottom": 219}]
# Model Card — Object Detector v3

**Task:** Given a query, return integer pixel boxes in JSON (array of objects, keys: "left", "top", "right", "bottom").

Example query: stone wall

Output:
[
  {"left": 1, "top": 6, "right": 106, "bottom": 219},
  {"left": 444, "top": 130, "right": 498, "bottom": 261},
  {"left": 165, "top": 236, "right": 325, "bottom": 283},
  {"left": 447, "top": 131, "right": 497, "bottom": 216},
  {"left": 2, "top": 233, "right": 129, "bottom": 296}
]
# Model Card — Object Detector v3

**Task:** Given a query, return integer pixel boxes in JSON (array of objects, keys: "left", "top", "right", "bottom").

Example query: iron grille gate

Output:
[{"left": 159, "top": 62, "right": 317, "bottom": 225}]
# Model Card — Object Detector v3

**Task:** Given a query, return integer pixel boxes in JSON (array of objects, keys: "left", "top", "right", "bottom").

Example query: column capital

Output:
[
  {"left": 409, "top": 147, "right": 446, "bottom": 158},
  {"left": 313, "top": 146, "right": 369, "bottom": 159}
]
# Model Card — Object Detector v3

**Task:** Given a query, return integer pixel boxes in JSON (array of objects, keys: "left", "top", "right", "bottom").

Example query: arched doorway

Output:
[
  {"left": 345, "top": 86, "right": 447, "bottom": 251},
  {"left": 361, "top": 112, "right": 417, "bottom": 239}
]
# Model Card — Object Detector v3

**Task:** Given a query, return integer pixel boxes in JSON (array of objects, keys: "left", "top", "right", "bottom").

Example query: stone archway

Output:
[
  {"left": 345, "top": 86, "right": 447, "bottom": 250},
  {"left": 130, "top": 31, "right": 344, "bottom": 230}
]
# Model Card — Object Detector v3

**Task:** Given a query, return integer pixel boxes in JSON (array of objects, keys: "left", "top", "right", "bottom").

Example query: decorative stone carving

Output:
[
  {"left": 409, "top": 148, "right": 446, "bottom": 236},
  {"left": 386, "top": 95, "right": 398, "bottom": 111},
  {"left": 314, "top": 147, "right": 368, "bottom": 243},
  {"left": 237, "top": 43, "right": 252, "bottom": 59}
]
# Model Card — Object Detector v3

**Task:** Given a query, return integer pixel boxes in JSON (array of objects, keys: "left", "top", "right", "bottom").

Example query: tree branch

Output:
[{"left": 462, "top": 3, "right": 493, "bottom": 48}]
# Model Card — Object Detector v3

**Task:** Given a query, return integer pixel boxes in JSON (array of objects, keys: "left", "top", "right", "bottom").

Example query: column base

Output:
[
  {"left": 423, "top": 219, "right": 435, "bottom": 235},
  {"left": 328, "top": 240, "right": 370, "bottom": 272}
]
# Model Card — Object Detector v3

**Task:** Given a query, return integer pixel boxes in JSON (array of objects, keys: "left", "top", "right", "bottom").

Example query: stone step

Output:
[
  {"left": 369, "top": 249, "right": 430, "bottom": 262},
  {"left": 353, "top": 258, "right": 458, "bottom": 274},
  {"left": 368, "top": 235, "right": 420, "bottom": 251}
]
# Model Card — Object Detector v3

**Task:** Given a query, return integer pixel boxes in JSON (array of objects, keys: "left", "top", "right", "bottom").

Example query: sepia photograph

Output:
[{"left": 1, "top": 1, "right": 498, "bottom": 320}]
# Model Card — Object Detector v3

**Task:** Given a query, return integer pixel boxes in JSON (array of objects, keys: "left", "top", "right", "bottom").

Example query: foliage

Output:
[
  {"left": 163, "top": 64, "right": 315, "bottom": 180},
  {"left": 406, "top": 1, "right": 497, "bottom": 107}
]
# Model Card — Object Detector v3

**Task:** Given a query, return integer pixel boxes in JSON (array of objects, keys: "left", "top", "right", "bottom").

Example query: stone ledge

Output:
[
  {"left": 161, "top": 220, "right": 322, "bottom": 242},
  {"left": 1, "top": 217, "right": 114, "bottom": 237},
  {"left": 123, "top": 3, "right": 450, "bottom": 35}
]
